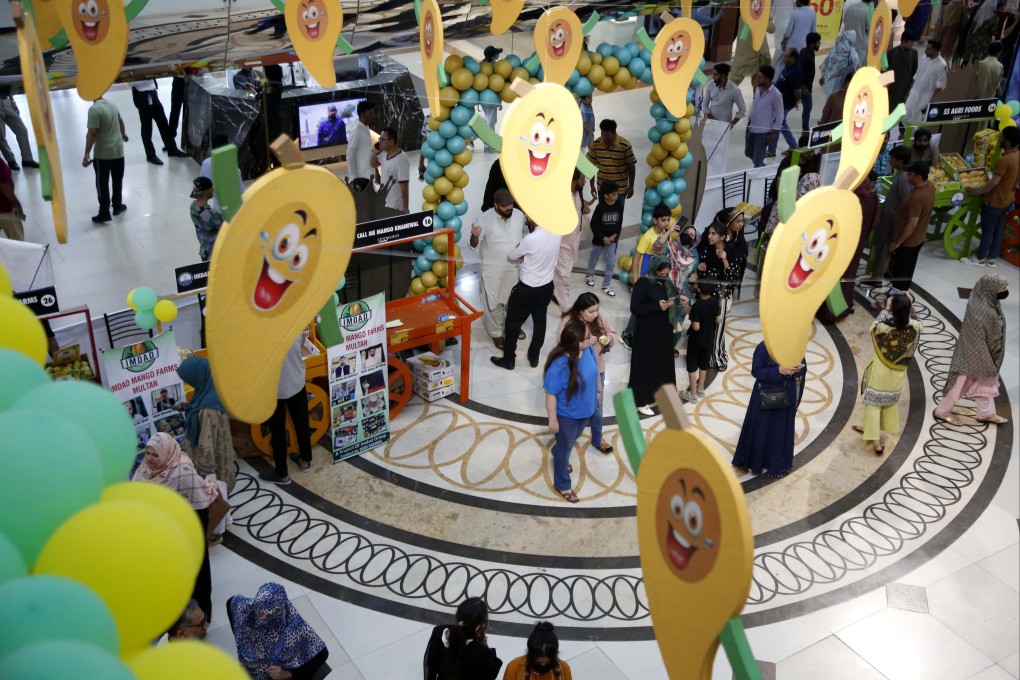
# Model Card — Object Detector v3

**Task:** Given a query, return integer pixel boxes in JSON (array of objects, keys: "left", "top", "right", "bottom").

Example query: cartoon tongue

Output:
[
  {"left": 529, "top": 150, "right": 550, "bottom": 177},
  {"left": 553, "top": 43, "right": 565, "bottom": 57},
  {"left": 253, "top": 259, "right": 293, "bottom": 310},
  {"left": 307, "top": 23, "right": 320, "bottom": 39},
  {"left": 853, "top": 122, "right": 864, "bottom": 142},
  {"left": 666, "top": 526, "right": 694, "bottom": 571},
  {"left": 666, "top": 57, "right": 680, "bottom": 72},
  {"left": 787, "top": 256, "right": 813, "bottom": 290},
  {"left": 82, "top": 21, "right": 99, "bottom": 41}
]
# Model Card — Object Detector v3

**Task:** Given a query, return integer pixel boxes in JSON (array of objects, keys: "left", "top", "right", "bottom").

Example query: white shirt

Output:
[
  {"left": 508, "top": 226, "right": 561, "bottom": 287},
  {"left": 470, "top": 209, "right": 527, "bottom": 263},
  {"left": 133, "top": 80, "right": 157, "bottom": 92},
  {"left": 905, "top": 54, "right": 948, "bottom": 120},
  {"left": 199, "top": 157, "right": 245, "bottom": 214},
  {"left": 784, "top": 6, "right": 817, "bottom": 51},
  {"left": 703, "top": 80, "right": 747, "bottom": 121},
  {"left": 378, "top": 150, "right": 410, "bottom": 211},
  {"left": 347, "top": 120, "right": 374, "bottom": 181}
]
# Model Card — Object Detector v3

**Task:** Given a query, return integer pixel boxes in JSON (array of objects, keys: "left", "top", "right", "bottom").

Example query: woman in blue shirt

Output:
[{"left": 543, "top": 320, "right": 599, "bottom": 503}]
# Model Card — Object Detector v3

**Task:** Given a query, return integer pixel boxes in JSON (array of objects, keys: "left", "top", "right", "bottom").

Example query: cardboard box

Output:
[
  {"left": 406, "top": 352, "right": 453, "bottom": 382},
  {"left": 414, "top": 384, "right": 455, "bottom": 402},
  {"left": 414, "top": 375, "right": 455, "bottom": 392}
]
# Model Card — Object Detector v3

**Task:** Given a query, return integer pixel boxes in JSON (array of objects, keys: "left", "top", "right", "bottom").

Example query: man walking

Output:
[
  {"left": 83, "top": 95, "right": 128, "bottom": 224},
  {"left": 886, "top": 31, "right": 919, "bottom": 111},
  {"left": 767, "top": 49, "right": 803, "bottom": 157},
  {"left": 347, "top": 100, "right": 376, "bottom": 183},
  {"left": 842, "top": 0, "right": 872, "bottom": 64},
  {"left": 962, "top": 126, "right": 1019, "bottom": 267},
  {"left": 131, "top": 79, "right": 189, "bottom": 165},
  {"left": 586, "top": 119, "right": 637, "bottom": 213},
  {"left": 797, "top": 33, "right": 822, "bottom": 147},
  {"left": 371, "top": 127, "right": 409, "bottom": 212},
  {"left": 888, "top": 162, "right": 936, "bottom": 291},
  {"left": 745, "top": 66, "right": 784, "bottom": 167},
  {"left": 0, "top": 87, "right": 39, "bottom": 170},
  {"left": 782, "top": 0, "right": 817, "bottom": 54},
  {"left": 870, "top": 145, "right": 912, "bottom": 281},
  {"left": 703, "top": 63, "right": 747, "bottom": 126},
  {"left": 470, "top": 189, "right": 527, "bottom": 349},
  {"left": 904, "top": 40, "right": 948, "bottom": 125},
  {"left": 975, "top": 42, "right": 1004, "bottom": 99},
  {"left": 0, "top": 158, "right": 25, "bottom": 240}
]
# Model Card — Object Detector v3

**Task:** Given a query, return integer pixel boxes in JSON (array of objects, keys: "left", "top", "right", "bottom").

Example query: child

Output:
[
  {"left": 681, "top": 281, "right": 721, "bottom": 403},
  {"left": 585, "top": 181, "right": 624, "bottom": 297},
  {"left": 189, "top": 177, "right": 224, "bottom": 262}
]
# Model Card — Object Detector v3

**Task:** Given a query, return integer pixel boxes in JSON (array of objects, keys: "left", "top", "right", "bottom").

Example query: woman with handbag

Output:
[
  {"left": 176, "top": 357, "right": 237, "bottom": 493},
  {"left": 731, "top": 342, "right": 807, "bottom": 477}
]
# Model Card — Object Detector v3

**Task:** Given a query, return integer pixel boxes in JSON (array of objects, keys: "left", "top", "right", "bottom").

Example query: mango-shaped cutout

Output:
[
  {"left": 760, "top": 187, "right": 861, "bottom": 367},
  {"left": 638, "top": 428, "right": 754, "bottom": 680},
  {"left": 491, "top": 0, "right": 525, "bottom": 36},
  {"left": 498, "top": 81, "right": 583, "bottom": 236},
  {"left": 836, "top": 67, "right": 890, "bottom": 190},
  {"left": 285, "top": 0, "right": 344, "bottom": 88},
  {"left": 206, "top": 142, "right": 356, "bottom": 423},
  {"left": 868, "top": 1, "right": 892, "bottom": 69},
  {"left": 898, "top": 0, "right": 920, "bottom": 17},
  {"left": 419, "top": 0, "right": 444, "bottom": 114},
  {"left": 534, "top": 8, "right": 583, "bottom": 86},
  {"left": 741, "top": 0, "right": 771, "bottom": 51},
  {"left": 27, "top": 0, "right": 65, "bottom": 49},
  {"left": 57, "top": 0, "right": 129, "bottom": 101},
  {"left": 650, "top": 17, "right": 705, "bottom": 119}
]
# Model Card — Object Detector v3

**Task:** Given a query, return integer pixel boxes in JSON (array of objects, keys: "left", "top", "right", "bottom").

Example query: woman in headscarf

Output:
[
  {"left": 934, "top": 274, "right": 1010, "bottom": 425},
  {"left": 501, "top": 621, "right": 572, "bottom": 680},
  {"left": 177, "top": 357, "right": 237, "bottom": 492},
  {"left": 227, "top": 583, "right": 329, "bottom": 680},
  {"left": 819, "top": 30, "right": 861, "bottom": 97},
  {"left": 666, "top": 221, "right": 700, "bottom": 352},
  {"left": 853, "top": 293, "right": 925, "bottom": 454},
  {"left": 628, "top": 255, "right": 677, "bottom": 416},
  {"left": 696, "top": 222, "right": 742, "bottom": 378},
  {"left": 133, "top": 432, "right": 221, "bottom": 622}
]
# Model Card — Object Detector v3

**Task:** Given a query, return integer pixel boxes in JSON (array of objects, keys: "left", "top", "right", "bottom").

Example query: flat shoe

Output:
[
  {"left": 933, "top": 410, "right": 963, "bottom": 426},
  {"left": 518, "top": 330, "right": 526, "bottom": 340},
  {"left": 567, "top": 463, "right": 573, "bottom": 473},
  {"left": 596, "top": 442, "right": 613, "bottom": 454},
  {"left": 874, "top": 446, "right": 885, "bottom": 456},
  {"left": 975, "top": 415, "right": 1008, "bottom": 424},
  {"left": 289, "top": 453, "right": 311, "bottom": 471},
  {"left": 852, "top": 425, "right": 864, "bottom": 434},
  {"left": 558, "top": 489, "right": 580, "bottom": 503}
]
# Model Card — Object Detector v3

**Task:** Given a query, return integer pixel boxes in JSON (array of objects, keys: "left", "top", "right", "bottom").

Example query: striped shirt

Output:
[{"left": 586, "top": 136, "right": 637, "bottom": 192}]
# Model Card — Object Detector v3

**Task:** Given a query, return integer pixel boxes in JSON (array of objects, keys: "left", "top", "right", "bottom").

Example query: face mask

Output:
[
  {"left": 680, "top": 232, "right": 695, "bottom": 247},
  {"left": 997, "top": 290, "right": 1009, "bottom": 300}
]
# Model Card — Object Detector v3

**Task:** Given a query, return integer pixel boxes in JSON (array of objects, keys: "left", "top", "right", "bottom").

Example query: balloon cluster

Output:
[
  {"left": 616, "top": 254, "right": 634, "bottom": 286},
  {"left": 994, "top": 100, "right": 1019, "bottom": 131},
  {"left": 127, "top": 287, "right": 178, "bottom": 330},
  {"left": 0, "top": 263, "right": 247, "bottom": 678},
  {"left": 569, "top": 41, "right": 653, "bottom": 97},
  {"left": 641, "top": 88, "right": 696, "bottom": 234}
]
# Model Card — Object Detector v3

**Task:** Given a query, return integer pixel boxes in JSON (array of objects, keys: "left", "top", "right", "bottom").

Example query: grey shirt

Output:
[
  {"left": 278, "top": 337, "right": 306, "bottom": 399},
  {"left": 703, "top": 81, "right": 747, "bottom": 121}
]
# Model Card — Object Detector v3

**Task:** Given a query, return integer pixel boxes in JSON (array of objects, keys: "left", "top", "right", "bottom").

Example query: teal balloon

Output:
[
  {"left": 427, "top": 132, "right": 447, "bottom": 150},
  {"left": 426, "top": 163, "right": 444, "bottom": 181},
  {"left": 421, "top": 143, "right": 436, "bottom": 160},
  {"left": 337, "top": 275, "right": 346, "bottom": 290},
  {"left": 627, "top": 42, "right": 640, "bottom": 57},
  {"left": 639, "top": 48, "right": 652, "bottom": 61},
  {"left": 644, "top": 188, "right": 662, "bottom": 206},
  {"left": 459, "top": 88, "right": 479, "bottom": 108},
  {"left": 412, "top": 238, "right": 428, "bottom": 252},
  {"left": 1009, "top": 100, "right": 1020, "bottom": 116},
  {"left": 674, "top": 179, "right": 687, "bottom": 194},
  {"left": 628, "top": 57, "right": 646, "bottom": 77},
  {"left": 434, "top": 149, "right": 453, "bottom": 168},
  {"left": 639, "top": 69, "right": 654, "bottom": 85},
  {"left": 566, "top": 69, "right": 579, "bottom": 87},
  {"left": 15, "top": 381, "right": 137, "bottom": 486},
  {"left": 0, "top": 411, "right": 102, "bottom": 565},
  {"left": 331, "top": 292, "right": 339, "bottom": 306},
  {"left": 439, "top": 120, "right": 458, "bottom": 139},
  {"left": 656, "top": 119, "right": 674, "bottom": 134},
  {"left": 455, "top": 200, "right": 469, "bottom": 216},
  {"left": 648, "top": 128, "right": 662, "bottom": 143},
  {"left": 0, "top": 641, "right": 134, "bottom": 680},
  {"left": 687, "top": 88, "right": 695, "bottom": 103},
  {"left": 650, "top": 102, "right": 667, "bottom": 119},
  {"left": 424, "top": 246, "right": 441, "bottom": 261},
  {"left": 630, "top": 247, "right": 637, "bottom": 256},
  {"left": 0, "top": 349, "right": 49, "bottom": 412},
  {"left": 431, "top": 215, "right": 446, "bottom": 230},
  {"left": 506, "top": 54, "right": 521, "bottom": 68},
  {"left": 437, "top": 201, "right": 457, "bottom": 221},
  {"left": 134, "top": 309, "right": 157, "bottom": 330},
  {"left": 415, "top": 255, "right": 431, "bottom": 272},
  {"left": 573, "top": 78, "right": 594, "bottom": 97},
  {"left": 479, "top": 89, "right": 501, "bottom": 109},
  {"left": 0, "top": 533, "right": 26, "bottom": 587},
  {"left": 614, "top": 47, "right": 632, "bottom": 66},
  {"left": 679, "top": 153, "right": 694, "bottom": 169},
  {"left": 656, "top": 180, "right": 675, "bottom": 197},
  {"left": 453, "top": 227, "right": 462, "bottom": 243},
  {"left": 446, "top": 136, "right": 466, "bottom": 155},
  {"left": 596, "top": 43, "right": 614, "bottom": 57},
  {"left": 131, "top": 286, "right": 157, "bottom": 310},
  {"left": 663, "top": 193, "right": 680, "bottom": 209},
  {"left": 0, "top": 576, "right": 120, "bottom": 659},
  {"left": 446, "top": 215, "right": 462, "bottom": 231},
  {"left": 641, "top": 212, "right": 653, "bottom": 227},
  {"left": 450, "top": 106, "right": 473, "bottom": 127},
  {"left": 457, "top": 125, "right": 475, "bottom": 140},
  {"left": 462, "top": 56, "right": 480, "bottom": 74}
]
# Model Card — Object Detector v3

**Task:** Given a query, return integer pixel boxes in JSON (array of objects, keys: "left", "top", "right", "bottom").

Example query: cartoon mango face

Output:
[
  {"left": 650, "top": 18, "right": 704, "bottom": 118},
  {"left": 249, "top": 208, "right": 322, "bottom": 314},
  {"left": 788, "top": 220, "right": 838, "bottom": 290},
  {"left": 299, "top": 0, "right": 329, "bottom": 40},
  {"left": 868, "top": 1, "right": 892, "bottom": 69},
  {"left": 423, "top": 12, "right": 434, "bottom": 59},
  {"left": 836, "top": 67, "right": 890, "bottom": 191},
  {"left": 654, "top": 468, "right": 721, "bottom": 583},
  {"left": 418, "top": 0, "right": 444, "bottom": 113},
  {"left": 499, "top": 81, "right": 583, "bottom": 235},
  {"left": 849, "top": 88, "right": 873, "bottom": 144},
  {"left": 72, "top": 0, "right": 110, "bottom": 43},
  {"left": 285, "top": 0, "right": 343, "bottom": 87},
  {"left": 534, "top": 8, "right": 583, "bottom": 85},
  {"left": 57, "top": 0, "right": 128, "bottom": 101},
  {"left": 741, "top": 0, "right": 771, "bottom": 51},
  {"left": 491, "top": 0, "right": 525, "bottom": 36}
]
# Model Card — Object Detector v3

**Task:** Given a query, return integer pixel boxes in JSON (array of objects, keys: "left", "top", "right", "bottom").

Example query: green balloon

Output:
[
  {"left": 14, "top": 381, "right": 137, "bottom": 485},
  {"left": 0, "top": 411, "right": 103, "bottom": 565},
  {"left": 0, "top": 533, "right": 27, "bottom": 587},
  {"left": 0, "top": 640, "right": 134, "bottom": 680},
  {"left": 0, "top": 349, "right": 49, "bottom": 412},
  {"left": 0, "top": 576, "right": 120, "bottom": 659}
]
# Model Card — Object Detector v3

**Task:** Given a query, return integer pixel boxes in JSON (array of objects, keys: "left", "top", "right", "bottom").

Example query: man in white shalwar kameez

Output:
[
  {"left": 904, "top": 40, "right": 948, "bottom": 124},
  {"left": 469, "top": 189, "right": 527, "bottom": 349}
]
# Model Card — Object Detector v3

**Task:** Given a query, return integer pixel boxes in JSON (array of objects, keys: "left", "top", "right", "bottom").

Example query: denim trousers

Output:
[
  {"left": 744, "top": 130, "right": 769, "bottom": 168},
  {"left": 767, "top": 107, "right": 797, "bottom": 154},
  {"left": 977, "top": 203, "right": 1011, "bottom": 260},
  {"left": 551, "top": 415, "right": 589, "bottom": 491},
  {"left": 586, "top": 243, "right": 618, "bottom": 287}
]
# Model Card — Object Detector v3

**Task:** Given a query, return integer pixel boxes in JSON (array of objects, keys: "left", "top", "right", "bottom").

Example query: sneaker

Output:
[
  {"left": 983, "top": 259, "right": 997, "bottom": 268},
  {"left": 168, "top": 149, "right": 190, "bottom": 158},
  {"left": 697, "top": 387, "right": 705, "bottom": 398},
  {"left": 258, "top": 471, "right": 292, "bottom": 486},
  {"left": 92, "top": 214, "right": 112, "bottom": 224},
  {"left": 637, "top": 405, "right": 655, "bottom": 416},
  {"left": 960, "top": 256, "right": 984, "bottom": 266},
  {"left": 21, "top": 160, "right": 39, "bottom": 169},
  {"left": 602, "top": 286, "right": 616, "bottom": 297},
  {"left": 7, "top": 161, "right": 19, "bottom": 171},
  {"left": 113, "top": 204, "right": 127, "bottom": 216},
  {"left": 679, "top": 390, "right": 699, "bottom": 403},
  {"left": 620, "top": 335, "right": 632, "bottom": 349},
  {"left": 146, "top": 156, "right": 164, "bottom": 166},
  {"left": 585, "top": 276, "right": 595, "bottom": 287}
]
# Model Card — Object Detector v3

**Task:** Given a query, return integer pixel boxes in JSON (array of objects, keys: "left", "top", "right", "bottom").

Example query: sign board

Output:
[
  {"left": 100, "top": 330, "right": 185, "bottom": 456},
  {"left": 15, "top": 285, "right": 59, "bottom": 315},
  {"left": 353, "top": 210, "right": 434, "bottom": 250},
  {"left": 811, "top": 0, "right": 844, "bottom": 42},
  {"left": 809, "top": 119, "right": 841, "bottom": 146},
  {"left": 174, "top": 261, "right": 211, "bottom": 293},
  {"left": 327, "top": 292, "right": 390, "bottom": 462},
  {"left": 924, "top": 99, "right": 998, "bottom": 124}
]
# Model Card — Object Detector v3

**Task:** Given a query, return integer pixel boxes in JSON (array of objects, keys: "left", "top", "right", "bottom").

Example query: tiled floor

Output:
[{"left": 5, "top": 30, "right": 1017, "bottom": 680}]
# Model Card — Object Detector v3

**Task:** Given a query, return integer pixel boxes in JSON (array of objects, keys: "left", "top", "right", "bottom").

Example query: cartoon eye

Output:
[
  {"left": 543, "top": 128, "right": 556, "bottom": 147},
  {"left": 529, "top": 121, "right": 547, "bottom": 147},
  {"left": 302, "top": 10, "right": 310, "bottom": 20},
  {"left": 553, "top": 27, "right": 565, "bottom": 42},
  {"left": 806, "top": 228, "right": 830, "bottom": 262},
  {"left": 290, "top": 244, "right": 310, "bottom": 272},
  {"left": 78, "top": 2, "right": 87, "bottom": 16},
  {"left": 667, "top": 41, "right": 678, "bottom": 55},
  {"left": 271, "top": 223, "right": 301, "bottom": 261},
  {"left": 308, "top": 5, "right": 320, "bottom": 20},
  {"left": 670, "top": 494, "right": 684, "bottom": 520},
  {"left": 425, "top": 22, "right": 433, "bottom": 38},
  {"left": 684, "top": 500, "right": 703, "bottom": 538},
  {"left": 86, "top": 0, "right": 99, "bottom": 17}
]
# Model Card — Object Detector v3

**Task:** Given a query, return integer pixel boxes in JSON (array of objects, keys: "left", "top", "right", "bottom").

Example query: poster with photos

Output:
[
  {"left": 100, "top": 330, "right": 185, "bottom": 456},
  {"left": 327, "top": 292, "right": 390, "bottom": 462}
]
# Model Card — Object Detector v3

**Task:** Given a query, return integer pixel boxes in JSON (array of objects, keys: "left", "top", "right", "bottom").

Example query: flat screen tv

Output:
[{"left": 297, "top": 97, "right": 366, "bottom": 151}]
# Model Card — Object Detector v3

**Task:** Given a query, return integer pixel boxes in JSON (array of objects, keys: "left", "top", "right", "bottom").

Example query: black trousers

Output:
[
  {"left": 168, "top": 76, "right": 186, "bottom": 142},
  {"left": 501, "top": 280, "right": 554, "bottom": 365},
  {"left": 132, "top": 87, "right": 176, "bottom": 159},
  {"left": 193, "top": 506, "right": 213, "bottom": 623},
  {"left": 266, "top": 388, "right": 313, "bottom": 478},
  {"left": 92, "top": 156, "right": 124, "bottom": 216},
  {"left": 889, "top": 243, "right": 923, "bottom": 291}
]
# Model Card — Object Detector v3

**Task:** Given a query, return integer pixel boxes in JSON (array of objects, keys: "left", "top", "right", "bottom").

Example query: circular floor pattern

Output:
[{"left": 223, "top": 285, "right": 1012, "bottom": 640}]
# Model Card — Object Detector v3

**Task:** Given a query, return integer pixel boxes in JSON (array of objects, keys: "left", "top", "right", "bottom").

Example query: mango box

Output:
[
  {"left": 414, "top": 374, "right": 455, "bottom": 392},
  {"left": 414, "top": 384, "right": 455, "bottom": 402},
  {"left": 406, "top": 352, "right": 453, "bottom": 382}
]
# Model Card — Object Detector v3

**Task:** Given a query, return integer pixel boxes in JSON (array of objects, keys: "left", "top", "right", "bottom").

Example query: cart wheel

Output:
[
  {"left": 388, "top": 356, "right": 413, "bottom": 419},
  {"left": 249, "top": 382, "right": 330, "bottom": 455},
  {"left": 1003, "top": 208, "right": 1020, "bottom": 267},
  {"left": 943, "top": 203, "right": 981, "bottom": 260}
]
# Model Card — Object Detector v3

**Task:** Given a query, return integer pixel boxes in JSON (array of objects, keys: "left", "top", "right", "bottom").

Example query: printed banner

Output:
[
  {"left": 923, "top": 99, "right": 998, "bottom": 124},
  {"left": 15, "top": 286, "right": 59, "bottom": 315},
  {"left": 327, "top": 293, "right": 390, "bottom": 462},
  {"left": 174, "top": 261, "right": 211, "bottom": 293},
  {"left": 101, "top": 330, "right": 185, "bottom": 456},
  {"left": 811, "top": 0, "right": 844, "bottom": 42},
  {"left": 353, "top": 210, "right": 435, "bottom": 249}
]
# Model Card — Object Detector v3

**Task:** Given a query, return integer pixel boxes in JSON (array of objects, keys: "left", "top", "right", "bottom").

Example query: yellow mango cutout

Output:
[
  {"left": 760, "top": 187, "right": 861, "bottom": 367},
  {"left": 285, "top": 0, "right": 343, "bottom": 88},
  {"left": 868, "top": 2, "right": 892, "bottom": 69},
  {"left": 419, "top": 0, "right": 444, "bottom": 114},
  {"left": 15, "top": 5, "right": 67, "bottom": 243},
  {"left": 498, "top": 81, "right": 583, "bottom": 236},
  {"left": 30, "top": 0, "right": 64, "bottom": 48},
  {"left": 56, "top": 0, "right": 128, "bottom": 101},
  {"left": 491, "top": 0, "right": 525, "bottom": 36},
  {"left": 898, "top": 0, "right": 920, "bottom": 18},
  {"left": 206, "top": 160, "right": 356, "bottom": 423},
  {"left": 650, "top": 18, "right": 704, "bottom": 118},
  {"left": 534, "top": 8, "right": 583, "bottom": 86},
  {"left": 638, "top": 428, "right": 754, "bottom": 680},
  {"left": 837, "top": 67, "right": 890, "bottom": 191},
  {"left": 741, "top": 0, "right": 771, "bottom": 51}
]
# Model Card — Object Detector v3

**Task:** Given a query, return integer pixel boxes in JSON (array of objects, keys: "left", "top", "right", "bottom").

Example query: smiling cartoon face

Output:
[
  {"left": 297, "top": 0, "right": 329, "bottom": 41},
  {"left": 73, "top": 0, "right": 110, "bottom": 43},
  {"left": 788, "top": 219, "right": 838, "bottom": 290},
  {"left": 871, "top": 19, "right": 884, "bottom": 52},
  {"left": 850, "top": 88, "right": 873, "bottom": 144},
  {"left": 422, "top": 12, "right": 435, "bottom": 60},
  {"left": 534, "top": 8, "right": 583, "bottom": 84},
  {"left": 750, "top": 0, "right": 763, "bottom": 19},
  {"left": 248, "top": 207, "right": 321, "bottom": 313},
  {"left": 548, "top": 19, "right": 572, "bottom": 58},
  {"left": 655, "top": 468, "right": 721, "bottom": 583},
  {"left": 520, "top": 113, "right": 558, "bottom": 177},
  {"left": 661, "top": 29, "right": 692, "bottom": 74}
]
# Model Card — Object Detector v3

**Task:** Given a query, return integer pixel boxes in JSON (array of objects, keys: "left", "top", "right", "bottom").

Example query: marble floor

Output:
[{"left": 4, "top": 35, "right": 1018, "bottom": 679}]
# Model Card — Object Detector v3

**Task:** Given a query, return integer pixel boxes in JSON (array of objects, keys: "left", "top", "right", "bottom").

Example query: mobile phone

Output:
[{"left": 888, "top": 287, "right": 904, "bottom": 297}]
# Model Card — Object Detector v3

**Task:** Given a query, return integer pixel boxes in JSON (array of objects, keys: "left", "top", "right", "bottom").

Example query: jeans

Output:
[
  {"left": 767, "top": 107, "right": 797, "bottom": 154},
  {"left": 265, "top": 388, "right": 313, "bottom": 478},
  {"left": 589, "top": 372, "right": 605, "bottom": 446},
  {"left": 93, "top": 157, "right": 125, "bottom": 216},
  {"left": 744, "top": 130, "right": 769, "bottom": 168},
  {"left": 977, "top": 203, "right": 1010, "bottom": 260},
  {"left": 501, "top": 280, "right": 554, "bottom": 365},
  {"left": 586, "top": 242, "right": 618, "bottom": 288},
  {"left": 800, "top": 93, "right": 813, "bottom": 145},
  {"left": 552, "top": 415, "right": 589, "bottom": 491}
]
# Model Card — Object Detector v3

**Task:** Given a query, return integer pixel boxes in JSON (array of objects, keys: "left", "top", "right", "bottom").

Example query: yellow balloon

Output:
[
  {"left": 101, "top": 482, "right": 204, "bottom": 573},
  {"left": 494, "top": 59, "right": 513, "bottom": 79},
  {"left": 472, "top": 73, "right": 489, "bottom": 91},
  {"left": 422, "top": 201, "right": 438, "bottom": 212},
  {"left": 433, "top": 237, "right": 449, "bottom": 254},
  {"left": 455, "top": 256, "right": 464, "bottom": 270},
  {"left": 674, "top": 118, "right": 691, "bottom": 134},
  {"left": 488, "top": 74, "right": 506, "bottom": 92},
  {"left": 602, "top": 56, "right": 620, "bottom": 76},
  {"left": 153, "top": 300, "right": 178, "bottom": 323},
  {"left": 649, "top": 167, "right": 667, "bottom": 183},
  {"left": 661, "top": 132, "right": 681, "bottom": 151},
  {"left": 453, "top": 173, "right": 470, "bottom": 189},
  {"left": 645, "top": 175, "right": 658, "bottom": 189},
  {"left": 1000, "top": 118, "right": 1017, "bottom": 130},
  {"left": 671, "top": 203, "right": 683, "bottom": 218},
  {"left": 439, "top": 86, "right": 460, "bottom": 108},
  {"left": 428, "top": 117, "right": 441, "bottom": 131},
  {"left": 576, "top": 52, "right": 592, "bottom": 76},
  {"left": 479, "top": 61, "right": 493, "bottom": 76},
  {"left": 650, "top": 143, "right": 669, "bottom": 161},
  {"left": 453, "top": 244, "right": 462, "bottom": 258},
  {"left": 410, "top": 278, "right": 426, "bottom": 295},
  {"left": 686, "top": 103, "right": 695, "bottom": 117},
  {"left": 500, "top": 86, "right": 519, "bottom": 104},
  {"left": 35, "top": 500, "right": 196, "bottom": 653},
  {"left": 438, "top": 276, "right": 448, "bottom": 288},
  {"left": 679, "top": 130, "right": 692, "bottom": 142},
  {"left": 672, "top": 143, "right": 688, "bottom": 159},
  {"left": 432, "top": 260, "right": 448, "bottom": 277},
  {"left": 451, "top": 68, "right": 474, "bottom": 91},
  {"left": 995, "top": 104, "right": 1011, "bottom": 120},
  {"left": 511, "top": 67, "right": 531, "bottom": 84},
  {"left": 624, "top": 76, "right": 638, "bottom": 90},
  {"left": 422, "top": 184, "right": 440, "bottom": 203},
  {"left": 0, "top": 297, "right": 47, "bottom": 366},
  {"left": 598, "top": 76, "right": 615, "bottom": 92},
  {"left": 662, "top": 157, "right": 680, "bottom": 174},
  {"left": 590, "top": 51, "right": 603, "bottom": 65},
  {"left": 447, "top": 187, "right": 465, "bottom": 205},
  {"left": 127, "top": 640, "right": 248, "bottom": 680},
  {"left": 650, "top": 89, "right": 661, "bottom": 104},
  {"left": 444, "top": 54, "right": 464, "bottom": 74},
  {"left": 587, "top": 64, "right": 605, "bottom": 84},
  {"left": 433, "top": 177, "right": 453, "bottom": 196},
  {"left": 444, "top": 163, "right": 464, "bottom": 183},
  {"left": 453, "top": 148, "right": 473, "bottom": 166},
  {"left": 0, "top": 261, "right": 10, "bottom": 297},
  {"left": 126, "top": 289, "right": 139, "bottom": 311},
  {"left": 437, "top": 104, "right": 451, "bottom": 121},
  {"left": 421, "top": 271, "right": 438, "bottom": 288},
  {"left": 613, "top": 67, "right": 632, "bottom": 86}
]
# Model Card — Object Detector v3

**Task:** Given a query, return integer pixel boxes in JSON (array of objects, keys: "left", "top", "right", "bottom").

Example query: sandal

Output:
[
  {"left": 975, "top": 415, "right": 1009, "bottom": 425},
  {"left": 851, "top": 425, "right": 864, "bottom": 434},
  {"left": 289, "top": 454, "right": 311, "bottom": 471},
  {"left": 567, "top": 463, "right": 573, "bottom": 473},
  {"left": 873, "top": 446, "right": 885, "bottom": 456},
  {"left": 596, "top": 441, "right": 614, "bottom": 454},
  {"left": 558, "top": 489, "right": 580, "bottom": 504},
  {"left": 933, "top": 410, "right": 964, "bottom": 427}
]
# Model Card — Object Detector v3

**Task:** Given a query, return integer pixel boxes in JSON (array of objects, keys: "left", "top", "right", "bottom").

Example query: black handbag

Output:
[{"left": 760, "top": 385, "right": 789, "bottom": 410}]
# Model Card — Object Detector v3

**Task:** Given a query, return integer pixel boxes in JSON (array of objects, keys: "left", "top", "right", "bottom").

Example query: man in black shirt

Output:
[
  {"left": 798, "top": 32, "right": 822, "bottom": 148},
  {"left": 767, "top": 48, "right": 803, "bottom": 157}
]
